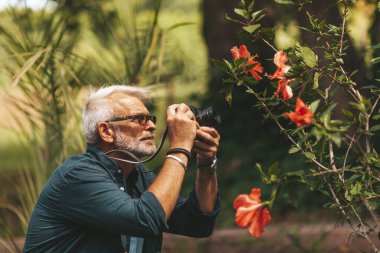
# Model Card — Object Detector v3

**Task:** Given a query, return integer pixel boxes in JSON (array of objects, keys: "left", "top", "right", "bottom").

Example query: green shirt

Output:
[{"left": 24, "top": 145, "right": 220, "bottom": 253}]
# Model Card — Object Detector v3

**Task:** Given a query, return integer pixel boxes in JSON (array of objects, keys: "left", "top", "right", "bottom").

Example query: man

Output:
[{"left": 24, "top": 85, "right": 221, "bottom": 253}]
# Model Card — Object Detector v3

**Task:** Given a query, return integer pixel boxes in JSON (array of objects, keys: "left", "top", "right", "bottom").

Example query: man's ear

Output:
[{"left": 98, "top": 122, "right": 115, "bottom": 144}]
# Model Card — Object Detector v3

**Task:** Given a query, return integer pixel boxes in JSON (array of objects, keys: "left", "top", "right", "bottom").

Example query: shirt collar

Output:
[{"left": 86, "top": 144, "right": 119, "bottom": 175}]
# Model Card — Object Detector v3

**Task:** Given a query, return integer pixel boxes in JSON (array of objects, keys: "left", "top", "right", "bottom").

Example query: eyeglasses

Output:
[{"left": 105, "top": 114, "right": 157, "bottom": 125}]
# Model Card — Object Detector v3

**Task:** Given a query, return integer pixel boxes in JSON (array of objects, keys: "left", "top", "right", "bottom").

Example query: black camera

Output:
[{"left": 190, "top": 106, "right": 221, "bottom": 127}]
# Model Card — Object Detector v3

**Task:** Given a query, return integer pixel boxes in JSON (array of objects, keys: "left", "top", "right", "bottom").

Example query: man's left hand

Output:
[{"left": 192, "top": 126, "right": 220, "bottom": 166}]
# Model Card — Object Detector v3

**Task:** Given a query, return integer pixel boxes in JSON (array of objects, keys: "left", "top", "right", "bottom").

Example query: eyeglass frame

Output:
[{"left": 104, "top": 114, "right": 157, "bottom": 125}]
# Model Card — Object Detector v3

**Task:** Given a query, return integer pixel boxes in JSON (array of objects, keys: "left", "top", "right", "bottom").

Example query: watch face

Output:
[{"left": 198, "top": 157, "right": 217, "bottom": 171}]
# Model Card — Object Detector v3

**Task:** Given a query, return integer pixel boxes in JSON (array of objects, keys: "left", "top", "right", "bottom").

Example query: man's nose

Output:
[{"left": 145, "top": 119, "right": 156, "bottom": 131}]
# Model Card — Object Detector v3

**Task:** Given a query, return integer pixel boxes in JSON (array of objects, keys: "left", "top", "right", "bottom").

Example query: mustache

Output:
[{"left": 140, "top": 134, "right": 155, "bottom": 141}]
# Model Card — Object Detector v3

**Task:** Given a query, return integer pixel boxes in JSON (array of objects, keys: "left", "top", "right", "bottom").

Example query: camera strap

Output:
[{"left": 105, "top": 127, "right": 168, "bottom": 173}]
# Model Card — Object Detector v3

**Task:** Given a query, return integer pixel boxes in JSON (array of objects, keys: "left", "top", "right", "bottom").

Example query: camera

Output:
[{"left": 190, "top": 106, "right": 221, "bottom": 127}]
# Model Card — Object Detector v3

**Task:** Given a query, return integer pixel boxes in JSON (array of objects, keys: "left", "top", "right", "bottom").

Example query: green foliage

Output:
[
  {"left": 0, "top": 0, "right": 210, "bottom": 247},
  {"left": 215, "top": 0, "right": 380, "bottom": 250}
]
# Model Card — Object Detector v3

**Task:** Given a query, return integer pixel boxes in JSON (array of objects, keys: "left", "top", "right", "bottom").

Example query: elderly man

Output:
[{"left": 24, "top": 85, "right": 221, "bottom": 253}]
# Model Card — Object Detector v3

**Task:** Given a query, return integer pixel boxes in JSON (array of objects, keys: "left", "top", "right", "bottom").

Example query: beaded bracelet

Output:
[{"left": 166, "top": 148, "right": 191, "bottom": 161}]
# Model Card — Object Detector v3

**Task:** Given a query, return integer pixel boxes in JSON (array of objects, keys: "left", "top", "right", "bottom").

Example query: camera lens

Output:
[{"left": 190, "top": 107, "right": 221, "bottom": 126}]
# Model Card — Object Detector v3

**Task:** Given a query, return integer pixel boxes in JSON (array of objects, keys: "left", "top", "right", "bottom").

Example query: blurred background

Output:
[{"left": 0, "top": 0, "right": 378, "bottom": 252}]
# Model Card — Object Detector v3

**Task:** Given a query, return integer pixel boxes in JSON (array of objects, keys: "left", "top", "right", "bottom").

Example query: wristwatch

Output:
[{"left": 197, "top": 156, "right": 217, "bottom": 172}]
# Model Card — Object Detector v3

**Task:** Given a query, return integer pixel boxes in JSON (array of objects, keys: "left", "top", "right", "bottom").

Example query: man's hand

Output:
[
  {"left": 167, "top": 103, "right": 197, "bottom": 152},
  {"left": 192, "top": 126, "right": 220, "bottom": 166}
]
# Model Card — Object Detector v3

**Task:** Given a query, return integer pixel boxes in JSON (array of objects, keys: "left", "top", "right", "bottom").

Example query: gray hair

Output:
[{"left": 82, "top": 85, "right": 151, "bottom": 144}]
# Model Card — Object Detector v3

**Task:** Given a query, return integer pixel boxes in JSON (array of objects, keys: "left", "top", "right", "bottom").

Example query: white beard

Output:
[{"left": 114, "top": 130, "right": 156, "bottom": 158}]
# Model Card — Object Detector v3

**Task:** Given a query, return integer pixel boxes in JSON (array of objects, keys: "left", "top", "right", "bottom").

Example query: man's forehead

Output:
[{"left": 108, "top": 93, "right": 148, "bottom": 113}]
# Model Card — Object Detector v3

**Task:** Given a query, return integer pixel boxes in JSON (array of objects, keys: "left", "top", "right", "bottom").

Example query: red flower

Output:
[
  {"left": 275, "top": 78, "right": 295, "bottom": 101},
  {"left": 230, "top": 45, "right": 263, "bottom": 81},
  {"left": 267, "top": 51, "right": 294, "bottom": 101},
  {"left": 233, "top": 188, "right": 272, "bottom": 238},
  {"left": 231, "top": 45, "right": 251, "bottom": 60},
  {"left": 267, "top": 51, "right": 291, "bottom": 80},
  {"left": 284, "top": 98, "right": 314, "bottom": 127}
]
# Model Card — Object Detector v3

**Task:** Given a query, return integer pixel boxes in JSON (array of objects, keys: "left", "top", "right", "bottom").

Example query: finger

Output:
[
  {"left": 185, "top": 109, "right": 196, "bottom": 121},
  {"left": 192, "top": 147, "right": 216, "bottom": 157},
  {"left": 176, "top": 103, "right": 190, "bottom": 113},
  {"left": 167, "top": 104, "right": 179, "bottom": 116},
  {"left": 193, "top": 140, "right": 217, "bottom": 152},
  {"left": 198, "top": 126, "right": 220, "bottom": 138},
  {"left": 196, "top": 130, "right": 219, "bottom": 146}
]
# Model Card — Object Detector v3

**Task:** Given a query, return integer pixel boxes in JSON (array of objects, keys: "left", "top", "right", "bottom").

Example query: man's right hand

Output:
[
  {"left": 147, "top": 104, "right": 196, "bottom": 221},
  {"left": 166, "top": 103, "right": 197, "bottom": 152}
]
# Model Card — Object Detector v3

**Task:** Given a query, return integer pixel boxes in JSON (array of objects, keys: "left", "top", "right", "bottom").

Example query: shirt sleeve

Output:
[
  {"left": 59, "top": 165, "right": 168, "bottom": 237},
  {"left": 165, "top": 188, "right": 221, "bottom": 238}
]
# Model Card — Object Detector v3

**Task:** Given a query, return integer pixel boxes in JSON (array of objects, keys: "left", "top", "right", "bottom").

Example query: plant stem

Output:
[
  {"left": 259, "top": 35, "right": 278, "bottom": 53},
  {"left": 245, "top": 84, "right": 329, "bottom": 171}
]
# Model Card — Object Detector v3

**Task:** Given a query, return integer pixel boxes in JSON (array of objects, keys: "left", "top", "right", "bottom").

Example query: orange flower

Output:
[
  {"left": 275, "top": 78, "right": 295, "bottom": 101},
  {"left": 230, "top": 45, "right": 263, "bottom": 81},
  {"left": 231, "top": 45, "right": 251, "bottom": 60},
  {"left": 233, "top": 188, "right": 272, "bottom": 238},
  {"left": 267, "top": 51, "right": 291, "bottom": 80},
  {"left": 267, "top": 51, "right": 294, "bottom": 101},
  {"left": 284, "top": 98, "right": 314, "bottom": 127}
]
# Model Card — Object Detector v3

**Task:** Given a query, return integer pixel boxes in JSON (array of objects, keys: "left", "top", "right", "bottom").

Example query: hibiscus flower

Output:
[
  {"left": 267, "top": 51, "right": 291, "bottom": 80},
  {"left": 230, "top": 45, "right": 263, "bottom": 81},
  {"left": 233, "top": 188, "right": 272, "bottom": 238},
  {"left": 275, "top": 78, "right": 295, "bottom": 101},
  {"left": 267, "top": 51, "right": 294, "bottom": 101},
  {"left": 284, "top": 98, "right": 314, "bottom": 127}
]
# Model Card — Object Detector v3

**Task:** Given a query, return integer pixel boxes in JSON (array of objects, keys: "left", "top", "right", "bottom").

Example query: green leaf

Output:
[
  {"left": 211, "top": 58, "right": 231, "bottom": 73},
  {"left": 234, "top": 8, "right": 247, "bottom": 18},
  {"left": 308, "top": 99, "right": 320, "bottom": 114},
  {"left": 223, "top": 77, "right": 236, "bottom": 84},
  {"left": 247, "top": 0, "right": 255, "bottom": 11},
  {"left": 370, "top": 57, "right": 380, "bottom": 64},
  {"left": 313, "top": 72, "right": 319, "bottom": 89},
  {"left": 223, "top": 59, "right": 234, "bottom": 72},
  {"left": 256, "top": 163, "right": 267, "bottom": 178},
  {"left": 370, "top": 125, "right": 380, "bottom": 132},
  {"left": 243, "top": 24, "right": 261, "bottom": 34},
  {"left": 289, "top": 146, "right": 300, "bottom": 154},
  {"left": 311, "top": 127, "right": 324, "bottom": 141},
  {"left": 342, "top": 109, "right": 353, "bottom": 118},
  {"left": 345, "top": 189, "right": 352, "bottom": 201},
  {"left": 275, "top": 0, "right": 294, "bottom": 4},
  {"left": 268, "top": 162, "right": 279, "bottom": 177},
  {"left": 225, "top": 14, "right": 245, "bottom": 25},
  {"left": 300, "top": 46, "right": 317, "bottom": 68},
  {"left": 320, "top": 103, "right": 337, "bottom": 127},
  {"left": 245, "top": 87, "right": 254, "bottom": 94},
  {"left": 329, "top": 133, "right": 342, "bottom": 147},
  {"left": 350, "top": 182, "right": 362, "bottom": 196},
  {"left": 304, "top": 152, "right": 316, "bottom": 160},
  {"left": 372, "top": 43, "right": 380, "bottom": 50},
  {"left": 224, "top": 84, "right": 234, "bottom": 106},
  {"left": 251, "top": 10, "right": 266, "bottom": 21}
]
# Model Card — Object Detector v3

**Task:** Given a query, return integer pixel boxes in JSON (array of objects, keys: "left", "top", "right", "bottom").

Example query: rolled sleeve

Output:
[
  {"left": 166, "top": 188, "right": 221, "bottom": 238},
  {"left": 60, "top": 166, "right": 168, "bottom": 237},
  {"left": 188, "top": 189, "right": 221, "bottom": 219}
]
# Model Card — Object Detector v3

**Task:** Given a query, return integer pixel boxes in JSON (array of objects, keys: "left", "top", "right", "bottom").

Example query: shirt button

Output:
[
  {"left": 117, "top": 169, "right": 122, "bottom": 174},
  {"left": 120, "top": 187, "right": 125, "bottom": 192}
]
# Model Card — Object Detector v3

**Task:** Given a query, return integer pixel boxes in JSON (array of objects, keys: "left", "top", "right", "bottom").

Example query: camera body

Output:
[{"left": 190, "top": 106, "right": 221, "bottom": 127}]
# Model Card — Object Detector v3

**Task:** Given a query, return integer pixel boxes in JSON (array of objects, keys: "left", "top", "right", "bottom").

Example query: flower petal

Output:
[
  {"left": 274, "top": 51, "right": 287, "bottom": 68},
  {"left": 285, "top": 98, "right": 314, "bottom": 127}
]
